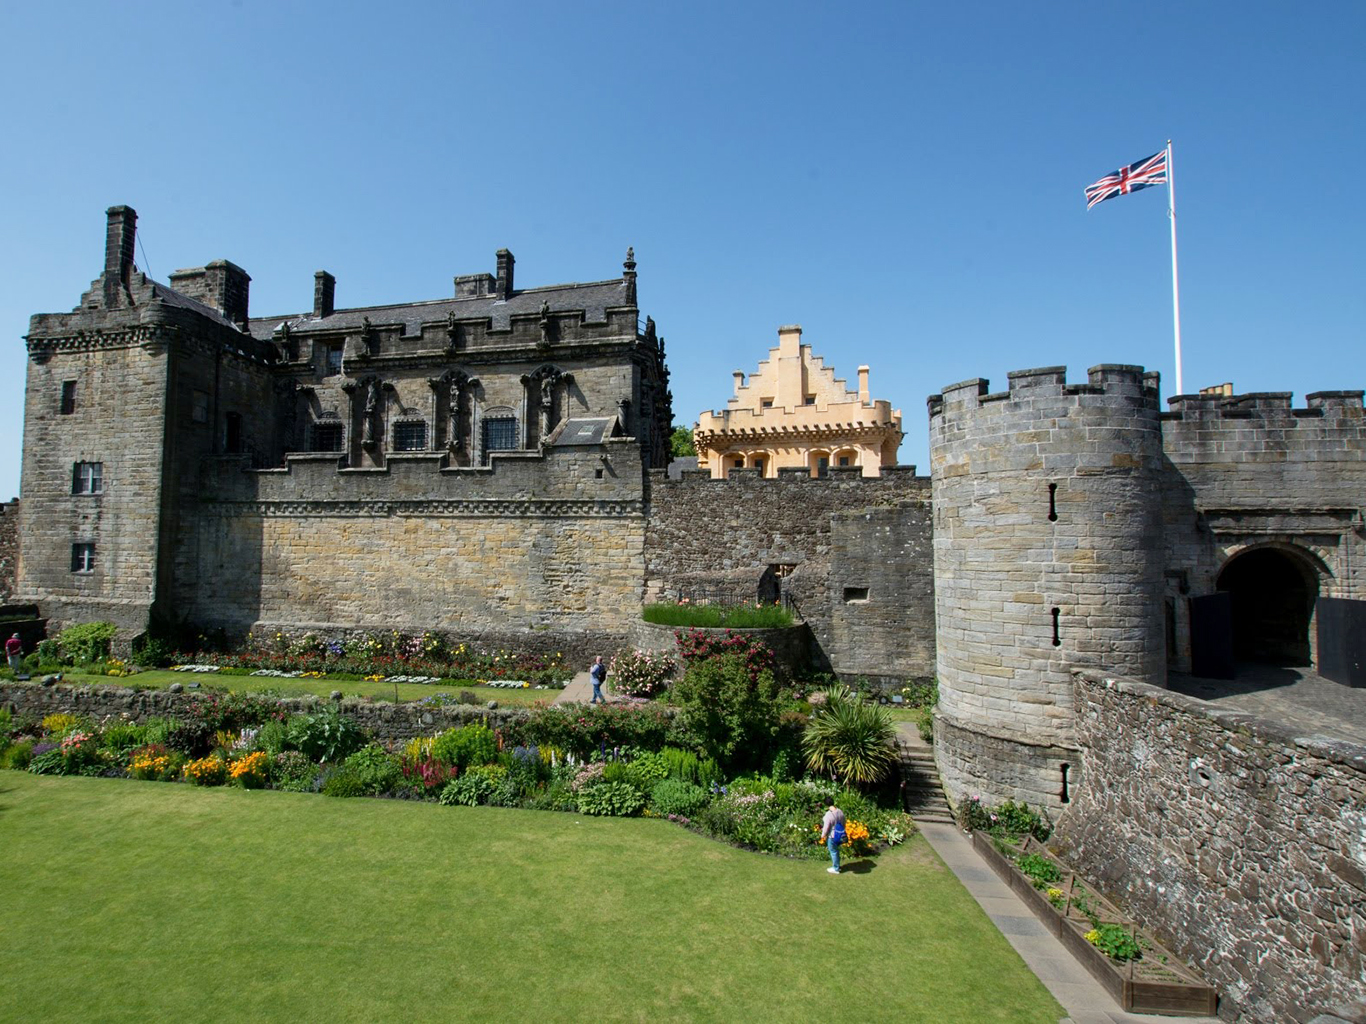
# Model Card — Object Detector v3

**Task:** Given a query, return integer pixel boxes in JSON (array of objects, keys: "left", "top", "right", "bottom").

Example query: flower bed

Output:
[{"left": 973, "top": 832, "right": 1217, "bottom": 1016}]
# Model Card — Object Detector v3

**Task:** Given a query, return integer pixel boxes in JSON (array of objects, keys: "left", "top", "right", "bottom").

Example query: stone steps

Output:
[{"left": 898, "top": 743, "right": 956, "bottom": 825}]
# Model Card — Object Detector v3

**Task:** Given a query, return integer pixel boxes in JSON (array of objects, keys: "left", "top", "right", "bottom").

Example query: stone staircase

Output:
[{"left": 895, "top": 725, "right": 956, "bottom": 825}]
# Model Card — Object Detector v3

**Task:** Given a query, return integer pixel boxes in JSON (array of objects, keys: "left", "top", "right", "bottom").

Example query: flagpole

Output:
[{"left": 1167, "top": 139, "right": 1184, "bottom": 395}]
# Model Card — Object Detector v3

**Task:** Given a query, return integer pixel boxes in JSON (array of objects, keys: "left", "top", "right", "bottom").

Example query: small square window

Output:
[
  {"left": 310, "top": 422, "right": 345, "bottom": 452},
  {"left": 71, "top": 543, "right": 96, "bottom": 573},
  {"left": 803, "top": 395, "right": 816, "bottom": 406},
  {"left": 192, "top": 390, "right": 209, "bottom": 424},
  {"left": 760, "top": 398, "right": 773, "bottom": 410},
  {"left": 838, "top": 456, "right": 851, "bottom": 467},
  {"left": 60, "top": 380, "right": 77, "bottom": 415},
  {"left": 843, "top": 586, "right": 869, "bottom": 603},
  {"left": 72, "top": 462, "right": 103, "bottom": 495},
  {"left": 733, "top": 458, "right": 744, "bottom": 469},
  {"left": 325, "top": 344, "right": 344, "bottom": 377},
  {"left": 393, "top": 420, "right": 427, "bottom": 452}
]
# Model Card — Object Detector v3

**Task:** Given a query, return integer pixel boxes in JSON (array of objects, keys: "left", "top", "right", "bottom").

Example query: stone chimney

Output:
[
  {"left": 314, "top": 271, "right": 335, "bottom": 318},
  {"left": 103, "top": 206, "right": 137, "bottom": 307},
  {"left": 733, "top": 370, "right": 746, "bottom": 395},
  {"left": 495, "top": 249, "right": 515, "bottom": 299},
  {"left": 858, "top": 366, "right": 870, "bottom": 404},
  {"left": 168, "top": 260, "right": 251, "bottom": 326}
]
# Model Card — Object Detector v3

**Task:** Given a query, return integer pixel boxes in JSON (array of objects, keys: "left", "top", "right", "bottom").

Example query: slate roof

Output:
[
  {"left": 245, "top": 278, "right": 632, "bottom": 342},
  {"left": 149, "top": 280, "right": 240, "bottom": 329},
  {"left": 546, "top": 417, "right": 622, "bottom": 446}
]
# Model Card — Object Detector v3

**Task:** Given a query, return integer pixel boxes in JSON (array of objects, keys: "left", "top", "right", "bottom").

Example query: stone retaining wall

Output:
[
  {"left": 627, "top": 620, "right": 814, "bottom": 680},
  {"left": 1055, "top": 670, "right": 1366, "bottom": 1024},
  {"left": 0, "top": 681, "right": 537, "bottom": 742}
]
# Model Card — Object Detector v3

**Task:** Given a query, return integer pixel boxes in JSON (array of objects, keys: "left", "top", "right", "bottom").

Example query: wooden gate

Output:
[
  {"left": 1317, "top": 597, "right": 1366, "bottom": 687},
  {"left": 1189, "top": 593, "right": 1235, "bottom": 680}
]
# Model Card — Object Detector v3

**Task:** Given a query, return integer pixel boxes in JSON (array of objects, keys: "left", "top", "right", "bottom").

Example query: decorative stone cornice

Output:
[{"left": 26, "top": 326, "right": 168, "bottom": 361}]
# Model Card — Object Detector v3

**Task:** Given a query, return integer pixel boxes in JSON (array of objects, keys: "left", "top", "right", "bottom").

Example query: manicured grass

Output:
[
  {"left": 642, "top": 602, "right": 794, "bottom": 628},
  {"left": 42, "top": 671, "right": 555, "bottom": 706},
  {"left": 0, "top": 773, "right": 1063, "bottom": 1023}
]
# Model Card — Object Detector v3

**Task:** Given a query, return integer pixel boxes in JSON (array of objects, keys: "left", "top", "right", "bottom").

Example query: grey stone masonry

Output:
[
  {"left": 644, "top": 466, "right": 933, "bottom": 684},
  {"left": 0, "top": 500, "right": 17, "bottom": 602},
  {"left": 1056, "top": 669, "right": 1366, "bottom": 1024},
  {"left": 928, "top": 365, "right": 1165, "bottom": 809}
]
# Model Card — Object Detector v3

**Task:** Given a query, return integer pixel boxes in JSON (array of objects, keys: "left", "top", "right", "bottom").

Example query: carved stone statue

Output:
[
  {"left": 538, "top": 301, "right": 552, "bottom": 348},
  {"left": 363, "top": 379, "right": 380, "bottom": 444},
  {"left": 445, "top": 310, "right": 459, "bottom": 351}
]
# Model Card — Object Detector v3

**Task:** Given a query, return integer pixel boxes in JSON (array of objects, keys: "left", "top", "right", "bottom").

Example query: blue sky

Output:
[{"left": 2, "top": 1, "right": 1362, "bottom": 500}]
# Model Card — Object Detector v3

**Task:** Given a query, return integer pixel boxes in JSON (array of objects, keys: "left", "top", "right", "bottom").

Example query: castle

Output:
[{"left": 12, "top": 207, "right": 1366, "bottom": 1021}]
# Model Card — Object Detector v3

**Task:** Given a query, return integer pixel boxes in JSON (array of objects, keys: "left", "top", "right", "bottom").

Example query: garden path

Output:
[
  {"left": 552, "top": 670, "right": 594, "bottom": 705},
  {"left": 917, "top": 812, "right": 1221, "bottom": 1024}
]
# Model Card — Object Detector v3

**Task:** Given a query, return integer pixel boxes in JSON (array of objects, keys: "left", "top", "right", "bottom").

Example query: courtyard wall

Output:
[{"left": 1054, "top": 669, "right": 1366, "bottom": 1024}]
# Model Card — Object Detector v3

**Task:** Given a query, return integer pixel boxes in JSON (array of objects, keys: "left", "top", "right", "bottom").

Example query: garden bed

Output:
[{"left": 973, "top": 832, "right": 1217, "bottom": 1017}]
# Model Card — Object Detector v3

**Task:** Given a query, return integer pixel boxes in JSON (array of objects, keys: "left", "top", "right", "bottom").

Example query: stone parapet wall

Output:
[
  {"left": 933, "top": 712, "right": 1081, "bottom": 810},
  {"left": 1055, "top": 670, "right": 1366, "bottom": 1024},
  {"left": 644, "top": 467, "right": 933, "bottom": 682}
]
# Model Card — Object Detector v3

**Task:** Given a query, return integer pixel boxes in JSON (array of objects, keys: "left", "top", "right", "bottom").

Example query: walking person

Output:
[
  {"left": 589, "top": 655, "right": 607, "bottom": 704},
  {"left": 820, "top": 798, "right": 847, "bottom": 874},
  {"left": 5, "top": 633, "right": 22, "bottom": 674}
]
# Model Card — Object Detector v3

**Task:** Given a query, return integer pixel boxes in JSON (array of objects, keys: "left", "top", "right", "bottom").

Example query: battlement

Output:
[
  {"left": 648, "top": 464, "right": 926, "bottom": 487},
  {"left": 927, "top": 364, "right": 1160, "bottom": 418},
  {"left": 1163, "top": 389, "right": 1365, "bottom": 421}
]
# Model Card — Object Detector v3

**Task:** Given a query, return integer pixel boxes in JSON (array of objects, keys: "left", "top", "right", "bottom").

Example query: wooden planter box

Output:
[{"left": 973, "top": 832, "right": 1217, "bottom": 1017}]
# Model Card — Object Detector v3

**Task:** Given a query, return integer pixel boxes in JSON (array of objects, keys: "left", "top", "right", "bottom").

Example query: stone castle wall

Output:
[
  {"left": 928, "top": 365, "right": 1167, "bottom": 807},
  {"left": 1056, "top": 670, "right": 1366, "bottom": 1024},
  {"left": 0, "top": 500, "right": 18, "bottom": 602},
  {"left": 643, "top": 466, "right": 934, "bottom": 685}
]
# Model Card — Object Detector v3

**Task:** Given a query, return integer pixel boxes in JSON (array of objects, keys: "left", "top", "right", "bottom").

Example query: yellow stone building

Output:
[{"left": 694, "top": 324, "right": 903, "bottom": 478}]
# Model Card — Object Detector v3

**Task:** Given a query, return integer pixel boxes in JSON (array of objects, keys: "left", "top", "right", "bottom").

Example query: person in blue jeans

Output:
[
  {"left": 589, "top": 656, "right": 607, "bottom": 704},
  {"left": 820, "top": 799, "right": 846, "bottom": 874}
]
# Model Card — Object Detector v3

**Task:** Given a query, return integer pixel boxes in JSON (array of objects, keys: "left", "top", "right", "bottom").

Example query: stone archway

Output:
[{"left": 1216, "top": 545, "right": 1320, "bottom": 666}]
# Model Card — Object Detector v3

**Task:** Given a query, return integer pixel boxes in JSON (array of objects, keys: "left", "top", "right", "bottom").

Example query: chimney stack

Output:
[
  {"left": 314, "top": 271, "right": 335, "bottom": 318},
  {"left": 858, "top": 366, "right": 870, "bottom": 404},
  {"left": 104, "top": 206, "right": 137, "bottom": 307},
  {"left": 495, "top": 249, "right": 515, "bottom": 299}
]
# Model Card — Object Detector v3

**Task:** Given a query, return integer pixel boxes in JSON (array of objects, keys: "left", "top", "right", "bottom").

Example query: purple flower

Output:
[{"left": 32, "top": 743, "right": 57, "bottom": 756}]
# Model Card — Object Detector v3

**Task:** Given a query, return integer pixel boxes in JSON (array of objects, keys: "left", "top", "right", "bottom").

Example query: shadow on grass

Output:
[{"left": 841, "top": 859, "right": 877, "bottom": 875}]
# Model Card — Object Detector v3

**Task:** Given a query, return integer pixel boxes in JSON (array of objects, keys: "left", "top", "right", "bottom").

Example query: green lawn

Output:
[
  {"left": 0, "top": 773, "right": 1064, "bottom": 1023},
  {"left": 46, "top": 670, "right": 556, "bottom": 706}
]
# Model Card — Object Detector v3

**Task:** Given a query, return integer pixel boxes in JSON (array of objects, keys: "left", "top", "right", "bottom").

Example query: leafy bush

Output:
[
  {"left": 131, "top": 634, "right": 177, "bottom": 668},
  {"left": 520, "top": 703, "right": 677, "bottom": 759},
  {"left": 273, "top": 751, "right": 319, "bottom": 792},
  {"left": 431, "top": 723, "right": 497, "bottom": 769},
  {"left": 649, "top": 778, "right": 710, "bottom": 817},
  {"left": 166, "top": 720, "right": 213, "bottom": 758},
  {"left": 659, "top": 745, "right": 701, "bottom": 783},
  {"left": 99, "top": 722, "right": 148, "bottom": 757},
  {"left": 41, "top": 713, "right": 83, "bottom": 738},
  {"left": 323, "top": 744, "right": 401, "bottom": 797},
  {"left": 286, "top": 708, "right": 366, "bottom": 763},
  {"left": 607, "top": 649, "right": 675, "bottom": 699},
  {"left": 669, "top": 652, "right": 782, "bottom": 771},
  {"left": 802, "top": 685, "right": 897, "bottom": 786},
  {"left": 2, "top": 739, "right": 36, "bottom": 770},
  {"left": 56, "top": 621, "right": 119, "bottom": 664},
  {"left": 576, "top": 781, "right": 645, "bottom": 817},
  {"left": 675, "top": 629, "right": 775, "bottom": 678},
  {"left": 27, "top": 748, "right": 66, "bottom": 775},
  {"left": 440, "top": 772, "right": 493, "bottom": 807},
  {"left": 624, "top": 749, "right": 669, "bottom": 789},
  {"left": 251, "top": 718, "right": 291, "bottom": 756},
  {"left": 957, "top": 795, "right": 1052, "bottom": 841}
]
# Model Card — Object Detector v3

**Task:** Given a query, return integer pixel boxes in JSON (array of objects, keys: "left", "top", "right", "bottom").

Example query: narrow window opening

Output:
[
  {"left": 72, "top": 462, "right": 103, "bottom": 495},
  {"left": 60, "top": 380, "right": 77, "bottom": 415},
  {"left": 325, "top": 343, "right": 344, "bottom": 377},
  {"left": 1047, "top": 483, "right": 1058, "bottom": 522},
  {"left": 71, "top": 543, "right": 96, "bottom": 573},
  {"left": 224, "top": 412, "right": 243, "bottom": 454},
  {"left": 1059, "top": 763, "right": 1071, "bottom": 803},
  {"left": 1051, "top": 607, "right": 1061, "bottom": 647},
  {"left": 594, "top": 468, "right": 603, "bottom": 479}
]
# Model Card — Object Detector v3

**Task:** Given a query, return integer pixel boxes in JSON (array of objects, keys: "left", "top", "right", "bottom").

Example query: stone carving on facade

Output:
[
  {"left": 343, "top": 376, "right": 386, "bottom": 449},
  {"left": 537, "top": 301, "right": 553, "bottom": 350},
  {"left": 360, "top": 316, "right": 379, "bottom": 359},
  {"left": 444, "top": 310, "right": 461, "bottom": 353},
  {"left": 521, "top": 365, "right": 573, "bottom": 445},
  {"left": 276, "top": 321, "right": 296, "bottom": 362},
  {"left": 428, "top": 369, "right": 480, "bottom": 453}
]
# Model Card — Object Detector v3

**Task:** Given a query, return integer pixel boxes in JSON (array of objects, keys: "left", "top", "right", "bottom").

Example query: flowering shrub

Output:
[
  {"left": 183, "top": 756, "right": 228, "bottom": 787},
  {"left": 129, "top": 744, "right": 180, "bottom": 781},
  {"left": 607, "top": 649, "right": 674, "bottom": 699},
  {"left": 229, "top": 751, "right": 271, "bottom": 789},
  {"left": 41, "top": 713, "right": 82, "bottom": 738},
  {"left": 675, "top": 629, "right": 775, "bottom": 679},
  {"left": 518, "top": 703, "right": 677, "bottom": 759},
  {"left": 273, "top": 751, "right": 319, "bottom": 792},
  {"left": 957, "top": 795, "right": 1051, "bottom": 841}
]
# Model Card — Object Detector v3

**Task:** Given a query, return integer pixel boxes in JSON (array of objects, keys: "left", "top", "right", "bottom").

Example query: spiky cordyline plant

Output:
[{"left": 802, "top": 684, "right": 897, "bottom": 786}]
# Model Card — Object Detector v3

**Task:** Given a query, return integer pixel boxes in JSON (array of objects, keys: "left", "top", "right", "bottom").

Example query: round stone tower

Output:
[{"left": 928, "top": 365, "right": 1165, "bottom": 810}]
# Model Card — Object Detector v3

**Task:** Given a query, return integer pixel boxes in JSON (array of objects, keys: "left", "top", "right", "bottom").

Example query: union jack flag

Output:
[{"left": 1085, "top": 150, "right": 1168, "bottom": 210}]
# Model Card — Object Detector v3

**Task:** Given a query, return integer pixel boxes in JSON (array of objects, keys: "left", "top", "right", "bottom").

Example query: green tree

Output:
[
  {"left": 670, "top": 426, "right": 696, "bottom": 457},
  {"left": 670, "top": 652, "right": 781, "bottom": 770}
]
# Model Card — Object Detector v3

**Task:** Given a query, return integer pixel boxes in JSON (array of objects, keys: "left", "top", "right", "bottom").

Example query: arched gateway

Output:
[{"left": 1216, "top": 545, "right": 1322, "bottom": 667}]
